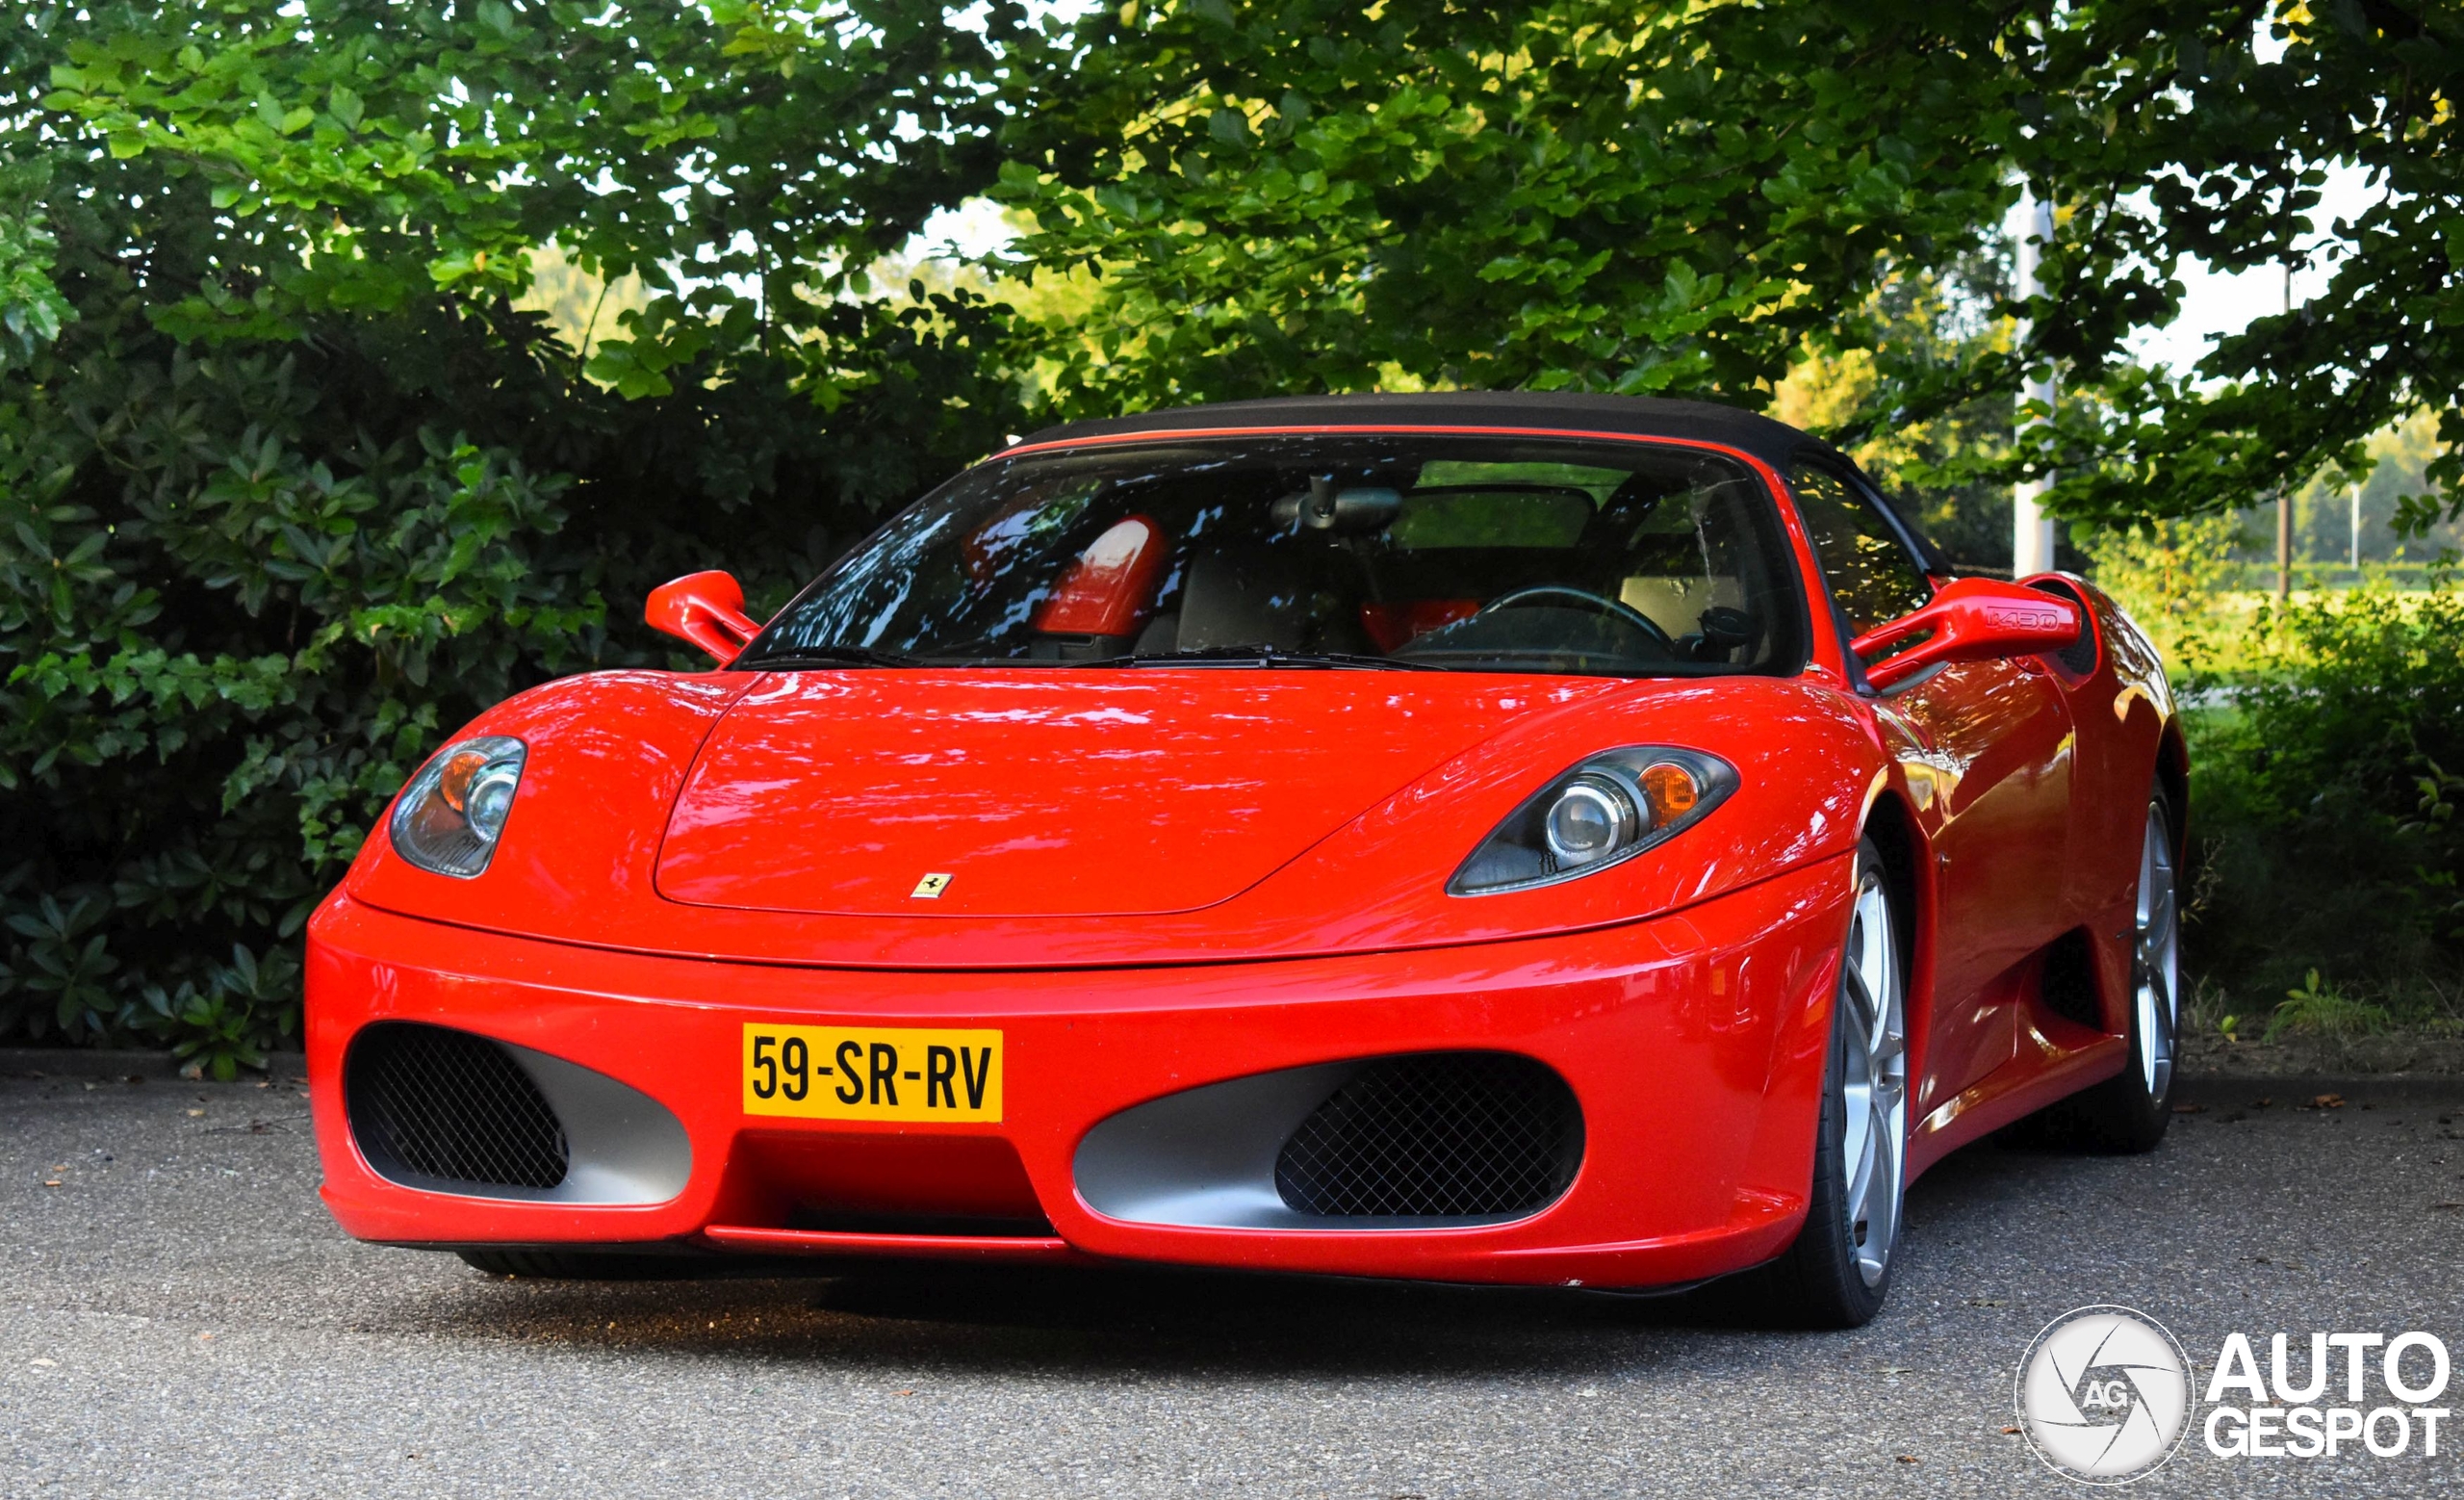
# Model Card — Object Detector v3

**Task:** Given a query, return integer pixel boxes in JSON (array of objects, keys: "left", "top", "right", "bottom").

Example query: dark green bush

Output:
[
  {"left": 2185, "top": 578, "right": 2464, "bottom": 1026},
  {"left": 0, "top": 1, "right": 1046, "bottom": 1074}
]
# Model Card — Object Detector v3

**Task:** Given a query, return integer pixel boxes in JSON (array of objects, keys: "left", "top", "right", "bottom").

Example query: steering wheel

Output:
[{"left": 1478, "top": 585, "right": 1678, "bottom": 654}]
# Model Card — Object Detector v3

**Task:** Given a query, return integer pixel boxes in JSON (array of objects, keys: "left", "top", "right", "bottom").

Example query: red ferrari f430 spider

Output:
[{"left": 307, "top": 393, "right": 2184, "bottom": 1327}]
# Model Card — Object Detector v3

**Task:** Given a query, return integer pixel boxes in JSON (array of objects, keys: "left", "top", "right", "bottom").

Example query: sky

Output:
[
  {"left": 2121, "top": 162, "right": 2384, "bottom": 378},
  {"left": 914, "top": 199, "right": 1015, "bottom": 264},
  {"left": 927, "top": 182, "right": 2382, "bottom": 386}
]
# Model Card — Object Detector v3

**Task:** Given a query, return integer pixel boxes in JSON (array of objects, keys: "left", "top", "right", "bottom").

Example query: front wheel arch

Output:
[
  {"left": 1857, "top": 790, "right": 1928, "bottom": 1084},
  {"left": 1756, "top": 835, "right": 1910, "bottom": 1328},
  {"left": 2155, "top": 727, "right": 2191, "bottom": 864}
]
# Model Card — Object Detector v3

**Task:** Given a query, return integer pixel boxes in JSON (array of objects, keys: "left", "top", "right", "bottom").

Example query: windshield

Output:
[{"left": 739, "top": 433, "right": 1807, "bottom": 678}]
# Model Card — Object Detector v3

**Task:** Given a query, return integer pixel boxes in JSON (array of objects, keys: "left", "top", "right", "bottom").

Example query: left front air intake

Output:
[{"left": 346, "top": 1022, "right": 570, "bottom": 1192}]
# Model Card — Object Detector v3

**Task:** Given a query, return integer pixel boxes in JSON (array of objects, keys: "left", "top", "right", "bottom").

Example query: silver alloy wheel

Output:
[
  {"left": 1837, "top": 866, "right": 1908, "bottom": 1288},
  {"left": 2135, "top": 805, "right": 2181, "bottom": 1098}
]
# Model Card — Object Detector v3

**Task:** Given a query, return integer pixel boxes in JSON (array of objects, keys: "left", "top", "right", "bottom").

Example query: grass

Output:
[{"left": 2256, "top": 970, "right": 2398, "bottom": 1043}]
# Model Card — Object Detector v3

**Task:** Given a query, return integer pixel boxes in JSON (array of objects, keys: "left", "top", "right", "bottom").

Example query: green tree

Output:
[
  {"left": 7, "top": 0, "right": 2460, "bottom": 1065},
  {"left": 1983, "top": 2, "right": 2462, "bottom": 533},
  {"left": 995, "top": 2, "right": 2460, "bottom": 531},
  {"left": 0, "top": 0, "right": 1061, "bottom": 1070},
  {"left": 993, "top": 1, "right": 2020, "bottom": 414}
]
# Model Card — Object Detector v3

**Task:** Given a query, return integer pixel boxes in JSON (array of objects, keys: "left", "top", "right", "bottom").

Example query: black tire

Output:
[
  {"left": 1762, "top": 838, "right": 1905, "bottom": 1330},
  {"left": 2053, "top": 786, "right": 2180, "bottom": 1152}
]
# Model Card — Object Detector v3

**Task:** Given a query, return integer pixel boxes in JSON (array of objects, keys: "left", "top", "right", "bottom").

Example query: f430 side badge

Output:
[{"left": 911, "top": 872, "right": 952, "bottom": 899}]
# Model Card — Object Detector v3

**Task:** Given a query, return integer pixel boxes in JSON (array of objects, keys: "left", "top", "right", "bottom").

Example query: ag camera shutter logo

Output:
[{"left": 2015, "top": 1306, "right": 2194, "bottom": 1484}]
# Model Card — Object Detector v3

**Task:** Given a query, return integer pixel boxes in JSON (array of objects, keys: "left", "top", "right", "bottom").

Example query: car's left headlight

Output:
[
  {"left": 388, "top": 736, "right": 527, "bottom": 878},
  {"left": 1448, "top": 747, "right": 1735, "bottom": 895}
]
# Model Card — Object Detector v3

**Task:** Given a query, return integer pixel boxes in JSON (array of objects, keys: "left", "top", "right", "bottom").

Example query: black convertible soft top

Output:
[{"left": 1011, "top": 390, "right": 1841, "bottom": 473}]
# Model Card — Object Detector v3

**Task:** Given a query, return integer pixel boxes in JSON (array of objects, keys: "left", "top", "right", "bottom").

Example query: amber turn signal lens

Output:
[
  {"left": 435, "top": 749, "right": 491, "bottom": 813},
  {"left": 1638, "top": 762, "right": 1701, "bottom": 824}
]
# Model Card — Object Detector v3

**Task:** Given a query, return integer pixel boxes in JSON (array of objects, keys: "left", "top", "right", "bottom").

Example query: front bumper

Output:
[{"left": 306, "top": 854, "right": 1851, "bottom": 1289}]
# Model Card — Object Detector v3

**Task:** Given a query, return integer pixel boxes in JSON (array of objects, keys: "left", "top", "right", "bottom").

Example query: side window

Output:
[{"left": 1787, "top": 463, "right": 1933, "bottom": 634}]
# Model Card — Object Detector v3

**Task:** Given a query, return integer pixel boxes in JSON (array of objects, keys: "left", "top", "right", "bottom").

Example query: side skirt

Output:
[{"left": 1905, "top": 916, "right": 2136, "bottom": 1180}]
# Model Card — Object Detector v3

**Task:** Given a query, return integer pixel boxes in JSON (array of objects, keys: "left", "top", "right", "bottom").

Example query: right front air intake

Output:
[{"left": 1273, "top": 1052, "right": 1583, "bottom": 1218}]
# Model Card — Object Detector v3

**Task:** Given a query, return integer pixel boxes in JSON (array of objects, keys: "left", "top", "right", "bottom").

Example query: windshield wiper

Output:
[
  {"left": 735, "top": 645, "right": 922, "bottom": 670},
  {"left": 1103, "top": 646, "right": 1442, "bottom": 671}
]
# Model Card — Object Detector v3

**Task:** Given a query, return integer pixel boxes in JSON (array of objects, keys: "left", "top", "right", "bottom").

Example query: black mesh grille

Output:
[
  {"left": 2040, "top": 929, "right": 2104, "bottom": 1029},
  {"left": 1274, "top": 1053, "right": 1581, "bottom": 1218},
  {"left": 346, "top": 1022, "right": 569, "bottom": 1192},
  {"left": 2029, "top": 578, "right": 2100, "bottom": 675}
]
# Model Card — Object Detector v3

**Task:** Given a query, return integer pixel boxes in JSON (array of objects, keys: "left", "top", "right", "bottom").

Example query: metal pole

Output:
[
  {"left": 2350, "top": 485, "right": 2361, "bottom": 576},
  {"left": 2277, "top": 484, "right": 2294, "bottom": 601},
  {"left": 2276, "top": 264, "right": 2294, "bottom": 602},
  {"left": 2013, "top": 192, "right": 2058, "bottom": 578}
]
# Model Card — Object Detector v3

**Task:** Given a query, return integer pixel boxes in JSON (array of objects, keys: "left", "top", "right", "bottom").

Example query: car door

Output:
[{"left": 1786, "top": 460, "right": 2076, "bottom": 1113}]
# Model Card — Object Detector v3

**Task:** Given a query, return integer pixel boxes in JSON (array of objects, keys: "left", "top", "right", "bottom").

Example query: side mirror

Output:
[
  {"left": 1850, "top": 577, "right": 2082, "bottom": 691},
  {"left": 647, "top": 570, "right": 763, "bottom": 665}
]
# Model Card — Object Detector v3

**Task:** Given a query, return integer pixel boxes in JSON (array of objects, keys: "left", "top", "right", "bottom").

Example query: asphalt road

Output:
[{"left": 6, "top": 1066, "right": 2463, "bottom": 1499}]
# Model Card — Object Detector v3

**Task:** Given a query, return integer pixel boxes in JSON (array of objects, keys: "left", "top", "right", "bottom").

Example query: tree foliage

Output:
[
  {"left": 2002, "top": 1, "right": 2464, "bottom": 532},
  {"left": 998, "top": 1, "right": 2462, "bottom": 531},
  {"left": 0, "top": 0, "right": 1056, "bottom": 1072},
  {"left": 994, "top": 1, "right": 2020, "bottom": 412},
  {"left": 2, "top": 0, "right": 2456, "bottom": 1066}
]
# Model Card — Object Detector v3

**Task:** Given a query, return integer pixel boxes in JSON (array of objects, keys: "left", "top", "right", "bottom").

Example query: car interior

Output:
[
  {"left": 1008, "top": 466, "right": 1784, "bottom": 670},
  {"left": 754, "top": 438, "right": 1800, "bottom": 677}
]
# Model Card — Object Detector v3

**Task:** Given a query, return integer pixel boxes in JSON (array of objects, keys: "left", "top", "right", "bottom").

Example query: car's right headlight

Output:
[
  {"left": 388, "top": 736, "right": 527, "bottom": 878},
  {"left": 1448, "top": 747, "right": 1735, "bottom": 895}
]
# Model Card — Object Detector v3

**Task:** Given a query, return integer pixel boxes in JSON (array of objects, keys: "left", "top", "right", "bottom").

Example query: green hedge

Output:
[
  {"left": 0, "top": 1, "right": 1043, "bottom": 1075},
  {"left": 2185, "top": 578, "right": 2464, "bottom": 1030}
]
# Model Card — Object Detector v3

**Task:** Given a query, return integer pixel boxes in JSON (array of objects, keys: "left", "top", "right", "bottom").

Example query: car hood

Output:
[
  {"left": 654, "top": 671, "right": 1616, "bottom": 918},
  {"left": 342, "top": 667, "right": 1880, "bottom": 969}
]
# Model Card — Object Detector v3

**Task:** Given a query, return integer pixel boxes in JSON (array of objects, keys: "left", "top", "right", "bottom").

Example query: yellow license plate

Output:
[{"left": 741, "top": 1023, "right": 1003, "bottom": 1123}]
